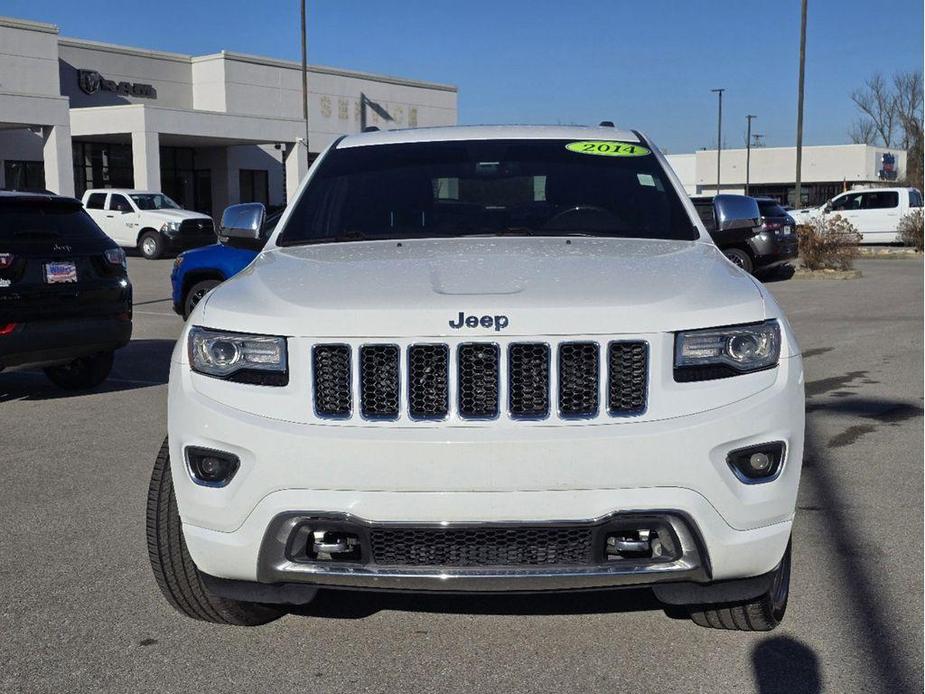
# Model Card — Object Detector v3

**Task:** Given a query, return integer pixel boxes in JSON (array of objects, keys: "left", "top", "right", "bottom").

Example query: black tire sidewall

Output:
[
  {"left": 724, "top": 248, "right": 754, "bottom": 274},
  {"left": 184, "top": 279, "right": 221, "bottom": 319}
]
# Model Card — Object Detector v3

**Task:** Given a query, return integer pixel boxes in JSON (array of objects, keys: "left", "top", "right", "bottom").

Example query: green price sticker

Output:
[{"left": 565, "top": 141, "right": 651, "bottom": 157}]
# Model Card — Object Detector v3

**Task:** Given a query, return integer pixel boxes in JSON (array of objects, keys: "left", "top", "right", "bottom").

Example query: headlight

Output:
[
  {"left": 188, "top": 327, "right": 288, "bottom": 385},
  {"left": 674, "top": 320, "right": 780, "bottom": 382},
  {"left": 161, "top": 221, "right": 181, "bottom": 233}
]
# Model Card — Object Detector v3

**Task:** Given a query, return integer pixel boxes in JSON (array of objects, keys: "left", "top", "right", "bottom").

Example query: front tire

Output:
[
  {"left": 724, "top": 248, "right": 755, "bottom": 274},
  {"left": 43, "top": 351, "right": 113, "bottom": 390},
  {"left": 183, "top": 279, "right": 221, "bottom": 319},
  {"left": 687, "top": 541, "right": 791, "bottom": 631},
  {"left": 139, "top": 231, "right": 165, "bottom": 260},
  {"left": 146, "top": 438, "right": 286, "bottom": 626}
]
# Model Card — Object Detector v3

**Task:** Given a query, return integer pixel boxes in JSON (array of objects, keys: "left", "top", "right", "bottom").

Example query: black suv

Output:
[
  {"left": 0, "top": 193, "right": 132, "bottom": 389},
  {"left": 691, "top": 195, "right": 798, "bottom": 275}
]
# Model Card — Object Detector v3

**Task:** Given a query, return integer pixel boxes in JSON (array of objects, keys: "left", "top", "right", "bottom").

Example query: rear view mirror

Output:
[
  {"left": 220, "top": 203, "right": 266, "bottom": 242},
  {"left": 712, "top": 195, "right": 760, "bottom": 232}
]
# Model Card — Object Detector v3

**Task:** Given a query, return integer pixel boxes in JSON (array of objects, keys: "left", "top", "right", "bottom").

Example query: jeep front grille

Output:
[{"left": 310, "top": 339, "right": 647, "bottom": 423}]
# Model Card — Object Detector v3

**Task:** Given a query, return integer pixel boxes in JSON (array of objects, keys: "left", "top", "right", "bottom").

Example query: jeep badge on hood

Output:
[{"left": 449, "top": 312, "right": 510, "bottom": 331}]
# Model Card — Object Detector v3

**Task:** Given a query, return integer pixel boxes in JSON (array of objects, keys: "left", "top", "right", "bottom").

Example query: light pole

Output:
[
  {"left": 711, "top": 88, "right": 725, "bottom": 193},
  {"left": 300, "top": 0, "right": 310, "bottom": 167},
  {"left": 745, "top": 114, "right": 757, "bottom": 196},
  {"left": 794, "top": 0, "right": 808, "bottom": 207}
]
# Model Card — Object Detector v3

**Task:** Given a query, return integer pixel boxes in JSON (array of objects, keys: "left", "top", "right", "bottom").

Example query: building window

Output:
[
  {"left": 4, "top": 160, "right": 46, "bottom": 192},
  {"left": 239, "top": 169, "right": 269, "bottom": 205},
  {"left": 72, "top": 142, "right": 134, "bottom": 199}
]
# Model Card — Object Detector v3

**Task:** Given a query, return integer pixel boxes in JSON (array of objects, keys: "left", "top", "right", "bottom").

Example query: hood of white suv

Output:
[{"left": 197, "top": 237, "right": 765, "bottom": 337}]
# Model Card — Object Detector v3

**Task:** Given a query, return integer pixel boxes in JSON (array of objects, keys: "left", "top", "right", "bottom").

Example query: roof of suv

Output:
[
  {"left": 337, "top": 124, "right": 641, "bottom": 148},
  {"left": 83, "top": 189, "right": 160, "bottom": 195}
]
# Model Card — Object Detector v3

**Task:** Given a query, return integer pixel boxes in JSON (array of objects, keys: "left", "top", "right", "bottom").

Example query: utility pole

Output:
[
  {"left": 300, "top": 0, "right": 310, "bottom": 167},
  {"left": 794, "top": 0, "right": 808, "bottom": 207},
  {"left": 745, "top": 114, "right": 757, "bottom": 196},
  {"left": 711, "top": 88, "right": 725, "bottom": 193}
]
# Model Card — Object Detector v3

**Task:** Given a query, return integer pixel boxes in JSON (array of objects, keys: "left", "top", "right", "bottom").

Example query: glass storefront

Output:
[
  {"left": 161, "top": 146, "right": 211, "bottom": 215},
  {"left": 72, "top": 141, "right": 134, "bottom": 198}
]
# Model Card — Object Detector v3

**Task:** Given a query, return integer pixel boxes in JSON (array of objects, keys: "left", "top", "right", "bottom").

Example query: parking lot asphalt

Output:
[{"left": 1, "top": 257, "right": 922, "bottom": 694}]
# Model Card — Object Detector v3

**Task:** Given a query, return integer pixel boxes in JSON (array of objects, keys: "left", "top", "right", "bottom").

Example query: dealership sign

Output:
[{"left": 77, "top": 69, "right": 157, "bottom": 99}]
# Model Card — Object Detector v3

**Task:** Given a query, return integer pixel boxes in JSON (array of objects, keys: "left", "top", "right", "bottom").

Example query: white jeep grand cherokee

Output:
[{"left": 147, "top": 125, "right": 804, "bottom": 631}]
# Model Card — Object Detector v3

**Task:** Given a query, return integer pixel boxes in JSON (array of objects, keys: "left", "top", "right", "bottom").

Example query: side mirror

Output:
[
  {"left": 220, "top": 203, "right": 266, "bottom": 242},
  {"left": 712, "top": 194, "right": 760, "bottom": 232}
]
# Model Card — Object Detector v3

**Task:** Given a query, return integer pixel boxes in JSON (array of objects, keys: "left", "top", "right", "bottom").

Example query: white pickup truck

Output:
[
  {"left": 81, "top": 189, "right": 215, "bottom": 259},
  {"left": 146, "top": 125, "right": 804, "bottom": 632},
  {"left": 790, "top": 186, "right": 922, "bottom": 243}
]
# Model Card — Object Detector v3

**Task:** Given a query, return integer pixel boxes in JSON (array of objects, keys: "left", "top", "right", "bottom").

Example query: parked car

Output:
[
  {"left": 146, "top": 125, "right": 804, "bottom": 631},
  {"left": 170, "top": 209, "right": 283, "bottom": 318},
  {"left": 0, "top": 192, "right": 132, "bottom": 389},
  {"left": 81, "top": 189, "right": 215, "bottom": 260},
  {"left": 691, "top": 195, "right": 798, "bottom": 275},
  {"left": 789, "top": 187, "right": 923, "bottom": 243}
]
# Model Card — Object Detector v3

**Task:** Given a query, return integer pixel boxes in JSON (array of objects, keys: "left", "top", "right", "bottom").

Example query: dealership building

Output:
[
  {"left": 0, "top": 15, "right": 457, "bottom": 217},
  {"left": 667, "top": 144, "right": 908, "bottom": 206}
]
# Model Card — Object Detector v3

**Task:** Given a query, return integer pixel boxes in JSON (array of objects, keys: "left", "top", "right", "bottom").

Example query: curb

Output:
[
  {"left": 857, "top": 247, "right": 922, "bottom": 258},
  {"left": 792, "top": 269, "right": 862, "bottom": 280}
]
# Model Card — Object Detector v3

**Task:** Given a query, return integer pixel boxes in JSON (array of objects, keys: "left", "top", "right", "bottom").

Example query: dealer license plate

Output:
[
  {"left": 781, "top": 226, "right": 793, "bottom": 236},
  {"left": 44, "top": 261, "right": 77, "bottom": 284}
]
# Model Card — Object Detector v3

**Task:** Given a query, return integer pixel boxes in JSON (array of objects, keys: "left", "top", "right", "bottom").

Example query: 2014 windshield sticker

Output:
[{"left": 565, "top": 141, "right": 651, "bottom": 157}]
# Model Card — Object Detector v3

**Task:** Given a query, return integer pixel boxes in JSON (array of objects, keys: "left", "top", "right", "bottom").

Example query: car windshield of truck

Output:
[
  {"left": 278, "top": 139, "right": 698, "bottom": 246},
  {"left": 130, "top": 193, "right": 180, "bottom": 210}
]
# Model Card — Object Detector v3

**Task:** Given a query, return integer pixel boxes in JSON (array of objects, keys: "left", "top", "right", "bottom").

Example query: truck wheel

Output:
[
  {"left": 724, "top": 248, "right": 754, "bottom": 274},
  {"left": 43, "top": 351, "right": 113, "bottom": 390},
  {"left": 687, "top": 541, "right": 791, "bottom": 631},
  {"left": 184, "top": 279, "right": 221, "bottom": 319},
  {"left": 146, "top": 438, "right": 286, "bottom": 626},
  {"left": 139, "top": 231, "right": 164, "bottom": 260}
]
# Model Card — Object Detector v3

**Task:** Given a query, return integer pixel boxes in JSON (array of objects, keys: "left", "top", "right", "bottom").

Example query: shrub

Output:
[
  {"left": 897, "top": 209, "right": 924, "bottom": 251},
  {"left": 796, "top": 214, "right": 862, "bottom": 271}
]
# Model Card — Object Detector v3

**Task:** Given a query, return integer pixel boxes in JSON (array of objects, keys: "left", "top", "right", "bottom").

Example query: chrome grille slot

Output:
[
  {"left": 408, "top": 344, "right": 449, "bottom": 419},
  {"left": 457, "top": 343, "right": 500, "bottom": 418},
  {"left": 509, "top": 343, "right": 550, "bottom": 418},
  {"left": 312, "top": 344, "right": 351, "bottom": 417},
  {"left": 608, "top": 341, "right": 648, "bottom": 415},
  {"left": 360, "top": 345, "right": 400, "bottom": 419},
  {"left": 558, "top": 342, "right": 600, "bottom": 417}
]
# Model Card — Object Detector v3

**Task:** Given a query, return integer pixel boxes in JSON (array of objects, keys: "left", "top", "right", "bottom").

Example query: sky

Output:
[{"left": 4, "top": 0, "right": 922, "bottom": 154}]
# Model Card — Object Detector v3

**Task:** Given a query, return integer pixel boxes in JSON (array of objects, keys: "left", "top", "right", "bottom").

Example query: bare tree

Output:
[
  {"left": 893, "top": 71, "right": 923, "bottom": 191},
  {"left": 848, "top": 116, "right": 877, "bottom": 144},
  {"left": 851, "top": 72, "right": 897, "bottom": 146}
]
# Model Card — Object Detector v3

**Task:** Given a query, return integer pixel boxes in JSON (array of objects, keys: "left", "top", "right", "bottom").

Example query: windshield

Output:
[
  {"left": 278, "top": 139, "right": 697, "bottom": 246},
  {"left": 129, "top": 193, "right": 180, "bottom": 210}
]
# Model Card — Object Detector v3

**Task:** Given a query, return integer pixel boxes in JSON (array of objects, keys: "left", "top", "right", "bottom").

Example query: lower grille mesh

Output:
[{"left": 369, "top": 526, "right": 594, "bottom": 567}]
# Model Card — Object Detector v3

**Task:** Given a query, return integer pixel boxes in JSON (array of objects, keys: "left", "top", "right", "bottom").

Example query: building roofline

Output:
[
  {"left": 687, "top": 143, "right": 902, "bottom": 156},
  {"left": 58, "top": 36, "right": 192, "bottom": 62},
  {"left": 192, "top": 50, "right": 457, "bottom": 92},
  {"left": 0, "top": 15, "right": 59, "bottom": 34}
]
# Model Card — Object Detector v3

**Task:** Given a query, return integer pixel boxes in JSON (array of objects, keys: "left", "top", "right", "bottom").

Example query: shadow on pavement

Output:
[
  {"left": 751, "top": 636, "right": 821, "bottom": 693},
  {"left": 294, "top": 586, "right": 666, "bottom": 620},
  {"left": 0, "top": 338, "right": 174, "bottom": 403},
  {"left": 799, "top": 409, "right": 920, "bottom": 693}
]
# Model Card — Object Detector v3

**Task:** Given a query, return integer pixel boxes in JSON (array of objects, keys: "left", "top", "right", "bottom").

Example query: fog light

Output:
[
  {"left": 185, "top": 447, "right": 240, "bottom": 487},
  {"left": 727, "top": 442, "right": 785, "bottom": 483}
]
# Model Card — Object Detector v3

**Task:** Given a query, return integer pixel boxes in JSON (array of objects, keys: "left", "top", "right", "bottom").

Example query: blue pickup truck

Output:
[{"left": 170, "top": 209, "right": 281, "bottom": 318}]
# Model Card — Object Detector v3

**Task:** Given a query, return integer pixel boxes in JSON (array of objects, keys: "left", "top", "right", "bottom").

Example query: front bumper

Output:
[
  {"left": 169, "top": 352, "right": 803, "bottom": 589},
  {"left": 0, "top": 315, "right": 132, "bottom": 368},
  {"left": 163, "top": 230, "right": 216, "bottom": 253}
]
